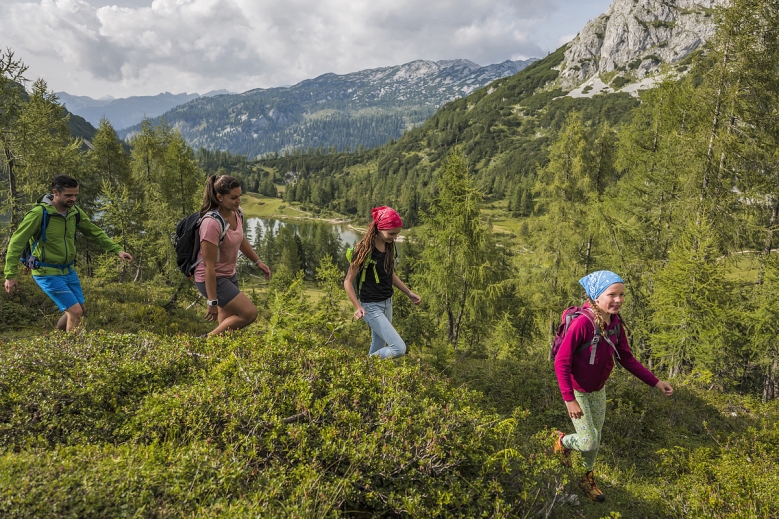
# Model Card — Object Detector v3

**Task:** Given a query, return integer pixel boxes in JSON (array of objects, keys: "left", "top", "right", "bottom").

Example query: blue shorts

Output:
[{"left": 33, "top": 269, "right": 85, "bottom": 312}]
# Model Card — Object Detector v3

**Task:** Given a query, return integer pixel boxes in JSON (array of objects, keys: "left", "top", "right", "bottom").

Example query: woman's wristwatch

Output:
[{"left": 207, "top": 299, "right": 218, "bottom": 307}]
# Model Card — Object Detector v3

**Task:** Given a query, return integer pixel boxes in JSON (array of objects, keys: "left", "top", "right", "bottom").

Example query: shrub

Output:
[
  {"left": 611, "top": 76, "right": 632, "bottom": 89},
  {"left": 0, "top": 329, "right": 567, "bottom": 517}
]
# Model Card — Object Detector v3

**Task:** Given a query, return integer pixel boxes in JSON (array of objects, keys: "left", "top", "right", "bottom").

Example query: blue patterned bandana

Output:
[{"left": 579, "top": 270, "right": 624, "bottom": 300}]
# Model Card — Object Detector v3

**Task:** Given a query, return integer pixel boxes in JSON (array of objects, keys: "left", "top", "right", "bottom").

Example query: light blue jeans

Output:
[{"left": 362, "top": 298, "right": 406, "bottom": 359}]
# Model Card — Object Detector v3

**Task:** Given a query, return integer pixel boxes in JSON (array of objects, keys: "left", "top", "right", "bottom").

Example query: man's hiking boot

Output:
[
  {"left": 579, "top": 471, "right": 606, "bottom": 502},
  {"left": 553, "top": 430, "right": 571, "bottom": 467}
]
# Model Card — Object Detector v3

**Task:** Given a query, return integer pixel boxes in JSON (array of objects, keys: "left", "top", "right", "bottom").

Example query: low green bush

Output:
[{"left": 0, "top": 330, "right": 567, "bottom": 517}]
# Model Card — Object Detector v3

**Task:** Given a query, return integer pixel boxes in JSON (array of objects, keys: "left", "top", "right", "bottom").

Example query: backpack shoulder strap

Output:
[
  {"left": 203, "top": 210, "right": 229, "bottom": 262},
  {"left": 73, "top": 205, "right": 83, "bottom": 227},
  {"left": 570, "top": 311, "right": 595, "bottom": 355},
  {"left": 204, "top": 210, "right": 228, "bottom": 236},
  {"left": 30, "top": 204, "right": 50, "bottom": 243}
]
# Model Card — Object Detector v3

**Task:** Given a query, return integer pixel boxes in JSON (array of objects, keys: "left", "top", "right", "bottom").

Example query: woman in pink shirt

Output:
[
  {"left": 554, "top": 270, "right": 674, "bottom": 502},
  {"left": 194, "top": 175, "right": 271, "bottom": 336}
]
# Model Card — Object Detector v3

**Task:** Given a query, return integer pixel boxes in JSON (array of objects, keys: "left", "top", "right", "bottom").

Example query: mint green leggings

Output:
[{"left": 561, "top": 387, "right": 606, "bottom": 471}]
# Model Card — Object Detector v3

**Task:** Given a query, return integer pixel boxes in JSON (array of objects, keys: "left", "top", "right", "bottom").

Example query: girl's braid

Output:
[{"left": 584, "top": 293, "right": 607, "bottom": 333}]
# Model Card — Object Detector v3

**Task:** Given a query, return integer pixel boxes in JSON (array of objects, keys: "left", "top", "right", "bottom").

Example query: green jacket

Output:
[{"left": 4, "top": 196, "right": 123, "bottom": 280}]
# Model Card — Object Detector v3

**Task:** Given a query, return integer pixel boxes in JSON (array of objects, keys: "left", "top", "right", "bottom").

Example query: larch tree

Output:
[{"left": 415, "top": 148, "right": 509, "bottom": 347}]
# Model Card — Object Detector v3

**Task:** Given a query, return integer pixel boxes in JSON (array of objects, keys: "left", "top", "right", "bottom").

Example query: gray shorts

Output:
[{"left": 195, "top": 275, "right": 241, "bottom": 307}]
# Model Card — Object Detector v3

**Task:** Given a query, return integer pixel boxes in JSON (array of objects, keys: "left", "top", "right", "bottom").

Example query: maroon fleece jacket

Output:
[{"left": 554, "top": 304, "right": 659, "bottom": 402}]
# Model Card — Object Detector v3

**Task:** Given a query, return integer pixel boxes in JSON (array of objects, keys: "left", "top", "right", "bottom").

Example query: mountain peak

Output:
[
  {"left": 436, "top": 59, "right": 481, "bottom": 70},
  {"left": 558, "top": 0, "right": 726, "bottom": 91}
]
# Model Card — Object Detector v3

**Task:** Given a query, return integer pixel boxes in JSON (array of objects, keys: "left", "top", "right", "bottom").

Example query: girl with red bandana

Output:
[{"left": 344, "top": 206, "right": 421, "bottom": 359}]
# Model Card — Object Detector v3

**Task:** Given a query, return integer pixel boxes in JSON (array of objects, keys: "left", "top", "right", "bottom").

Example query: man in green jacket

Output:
[{"left": 4, "top": 175, "right": 133, "bottom": 332}]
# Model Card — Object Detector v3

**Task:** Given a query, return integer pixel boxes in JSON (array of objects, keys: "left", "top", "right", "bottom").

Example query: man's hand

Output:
[
  {"left": 118, "top": 251, "right": 133, "bottom": 262},
  {"left": 4, "top": 279, "right": 18, "bottom": 295}
]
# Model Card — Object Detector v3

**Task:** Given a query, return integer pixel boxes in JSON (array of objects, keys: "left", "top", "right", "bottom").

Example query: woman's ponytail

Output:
[{"left": 200, "top": 175, "right": 241, "bottom": 215}]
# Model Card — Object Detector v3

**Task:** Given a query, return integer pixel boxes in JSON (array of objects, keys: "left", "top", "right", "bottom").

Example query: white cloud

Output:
[
  {"left": 557, "top": 34, "right": 577, "bottom": 46},
  {"left": 0, "top": 0, "right": 610, "bottom": 97}
]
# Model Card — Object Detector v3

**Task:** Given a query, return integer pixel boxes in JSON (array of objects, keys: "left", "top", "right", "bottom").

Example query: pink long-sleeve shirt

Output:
[{"left": 554, "top": 303, "right": 659, "bottom": 402}]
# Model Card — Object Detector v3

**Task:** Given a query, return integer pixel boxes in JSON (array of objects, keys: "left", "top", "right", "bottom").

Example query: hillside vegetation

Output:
[{"left": 1, "top": 272, "right": 778, "bottom": 518}]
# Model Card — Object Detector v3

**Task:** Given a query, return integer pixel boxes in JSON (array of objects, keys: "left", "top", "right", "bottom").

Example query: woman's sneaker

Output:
[
  {"left": 553, "top": 430, "right": 571, "bottom": 466},
  {"left": 579, "top": 471, "right": 606, "bottom": 502}
]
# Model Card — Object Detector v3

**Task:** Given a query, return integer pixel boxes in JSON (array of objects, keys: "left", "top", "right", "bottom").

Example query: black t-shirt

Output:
[{"left": 358, "top": 247, "right": 394, "bottom": 303}]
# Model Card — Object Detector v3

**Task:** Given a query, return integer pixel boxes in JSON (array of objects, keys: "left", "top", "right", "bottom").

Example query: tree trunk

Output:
[
  {"left": 164, "top": 276, "right": 188, "bottom": 312},
  {"left": 584, "top": 236, "right": 592, "bottom": 273},
  {"left": 2, "top": 145, "right": 19, "bottom": 254},
  {"left": 763, "top": 354, "right": 778, "bottom": 402},
  {"left": 119, "top": 227, "right": 127, "bottom": 283},
  {"left": 452, "top": 279, "right": 468, "bottom": 345},
  {"left": 699, "top": 42, "right": 730, "bottom": 224},
  {"left": 133, "top": 250, "right": 143, "bottom": 282},
  {"left": 757, "top": 197, "right": 779, "bottom": 285}
]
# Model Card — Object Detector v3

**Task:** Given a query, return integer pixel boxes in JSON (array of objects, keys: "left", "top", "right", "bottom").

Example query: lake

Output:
[{"left": 245, "top": 218, "right": 362, "bottom": 246}]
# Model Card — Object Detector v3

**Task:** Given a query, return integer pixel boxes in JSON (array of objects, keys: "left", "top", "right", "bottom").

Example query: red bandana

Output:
[{"left": 371, "top": 206, "right": 403, "bottom": 230}]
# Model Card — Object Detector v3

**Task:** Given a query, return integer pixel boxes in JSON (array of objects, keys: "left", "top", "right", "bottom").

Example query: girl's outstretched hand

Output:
[
  {"left": 655, "top": 380, "right": 674, "bottom": 396},
  {"left": 565, "top": 400, "right": 583, "bottom": 419},
  {"left": 408, "top": 291, "right": 421, "bottom": 305},
  {"left": 353, "top": 306, "right": 365, "bottom": 320}
]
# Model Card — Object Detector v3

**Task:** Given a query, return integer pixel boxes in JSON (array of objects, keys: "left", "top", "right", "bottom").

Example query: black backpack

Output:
[{"left": 173, "top": 209, "right": 242, "bottom": 277}]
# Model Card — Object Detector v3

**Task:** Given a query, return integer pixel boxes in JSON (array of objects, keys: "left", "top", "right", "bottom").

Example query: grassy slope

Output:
[{"left": 1, "top": 279, "right": 777, "bottom": 518}]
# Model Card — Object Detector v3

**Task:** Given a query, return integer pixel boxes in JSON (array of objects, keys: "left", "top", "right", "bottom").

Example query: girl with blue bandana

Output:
[{"left": 553, "top": 270, "right": 674, "bottom": 502}]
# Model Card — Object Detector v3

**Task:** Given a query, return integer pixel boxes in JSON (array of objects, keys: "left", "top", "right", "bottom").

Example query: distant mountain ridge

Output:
[
  {"left": 56, "top": 90, "right": 235, "bottom": 132},
  {"left": 120, "top": 58, "right": 537, "bottom": 157}
]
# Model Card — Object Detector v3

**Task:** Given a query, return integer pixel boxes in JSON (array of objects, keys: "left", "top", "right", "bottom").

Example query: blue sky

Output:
[{"left": 0, "top": 0, "right": 612, "bottom": 98}]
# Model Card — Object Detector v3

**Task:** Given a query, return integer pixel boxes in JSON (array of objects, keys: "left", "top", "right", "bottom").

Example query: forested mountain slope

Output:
[
  {"left": 256, "top": 47, "right": 641, "bottom": 222},
  {"left": 121, "top": 58, "right": 536, "bottom": 158}
]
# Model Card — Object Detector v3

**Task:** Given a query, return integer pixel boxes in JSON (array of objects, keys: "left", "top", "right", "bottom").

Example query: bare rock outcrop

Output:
[{"left": 559, "top": 0, "right": 726, "bottom": 90}]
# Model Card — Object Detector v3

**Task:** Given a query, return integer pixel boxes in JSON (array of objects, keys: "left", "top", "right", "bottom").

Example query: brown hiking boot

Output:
[
  {"left": 579, "top": 471, "right": 606, "bottom": 502},
  {"left": 553, "top": 430, "right": 571, "bottom": 467}
]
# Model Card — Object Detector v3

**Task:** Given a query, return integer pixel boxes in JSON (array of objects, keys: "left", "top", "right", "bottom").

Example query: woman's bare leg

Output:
[{"left": 208, "top": 293, "right": 258, "bottom": 335}]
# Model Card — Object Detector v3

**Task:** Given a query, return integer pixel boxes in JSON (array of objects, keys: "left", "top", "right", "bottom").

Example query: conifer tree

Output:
[
  {"left": 650, "top": 217, "right": 727, "bottom": 377},
  {"left": 161, "top": 132, "right": 202, "bottom": 217},
  {"left": 0, "top": 48, "right": 28, "bottom": 239},
  {"left": 11, "top": 80, "right": 81, "bottom": 209},
  {"left": 415, "top": 148, "right": 509, "bottom": 346},
  {"left": 533, "top": 112, "right": 615, "bottom": 307},
  {"left": 90, "top": 118, "right": 131, "bottom": 188}
]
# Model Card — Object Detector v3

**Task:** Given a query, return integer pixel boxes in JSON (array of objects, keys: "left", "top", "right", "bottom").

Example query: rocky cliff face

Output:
[{"left": 558, "top": 0, "right": 726, "bottom": 89}]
